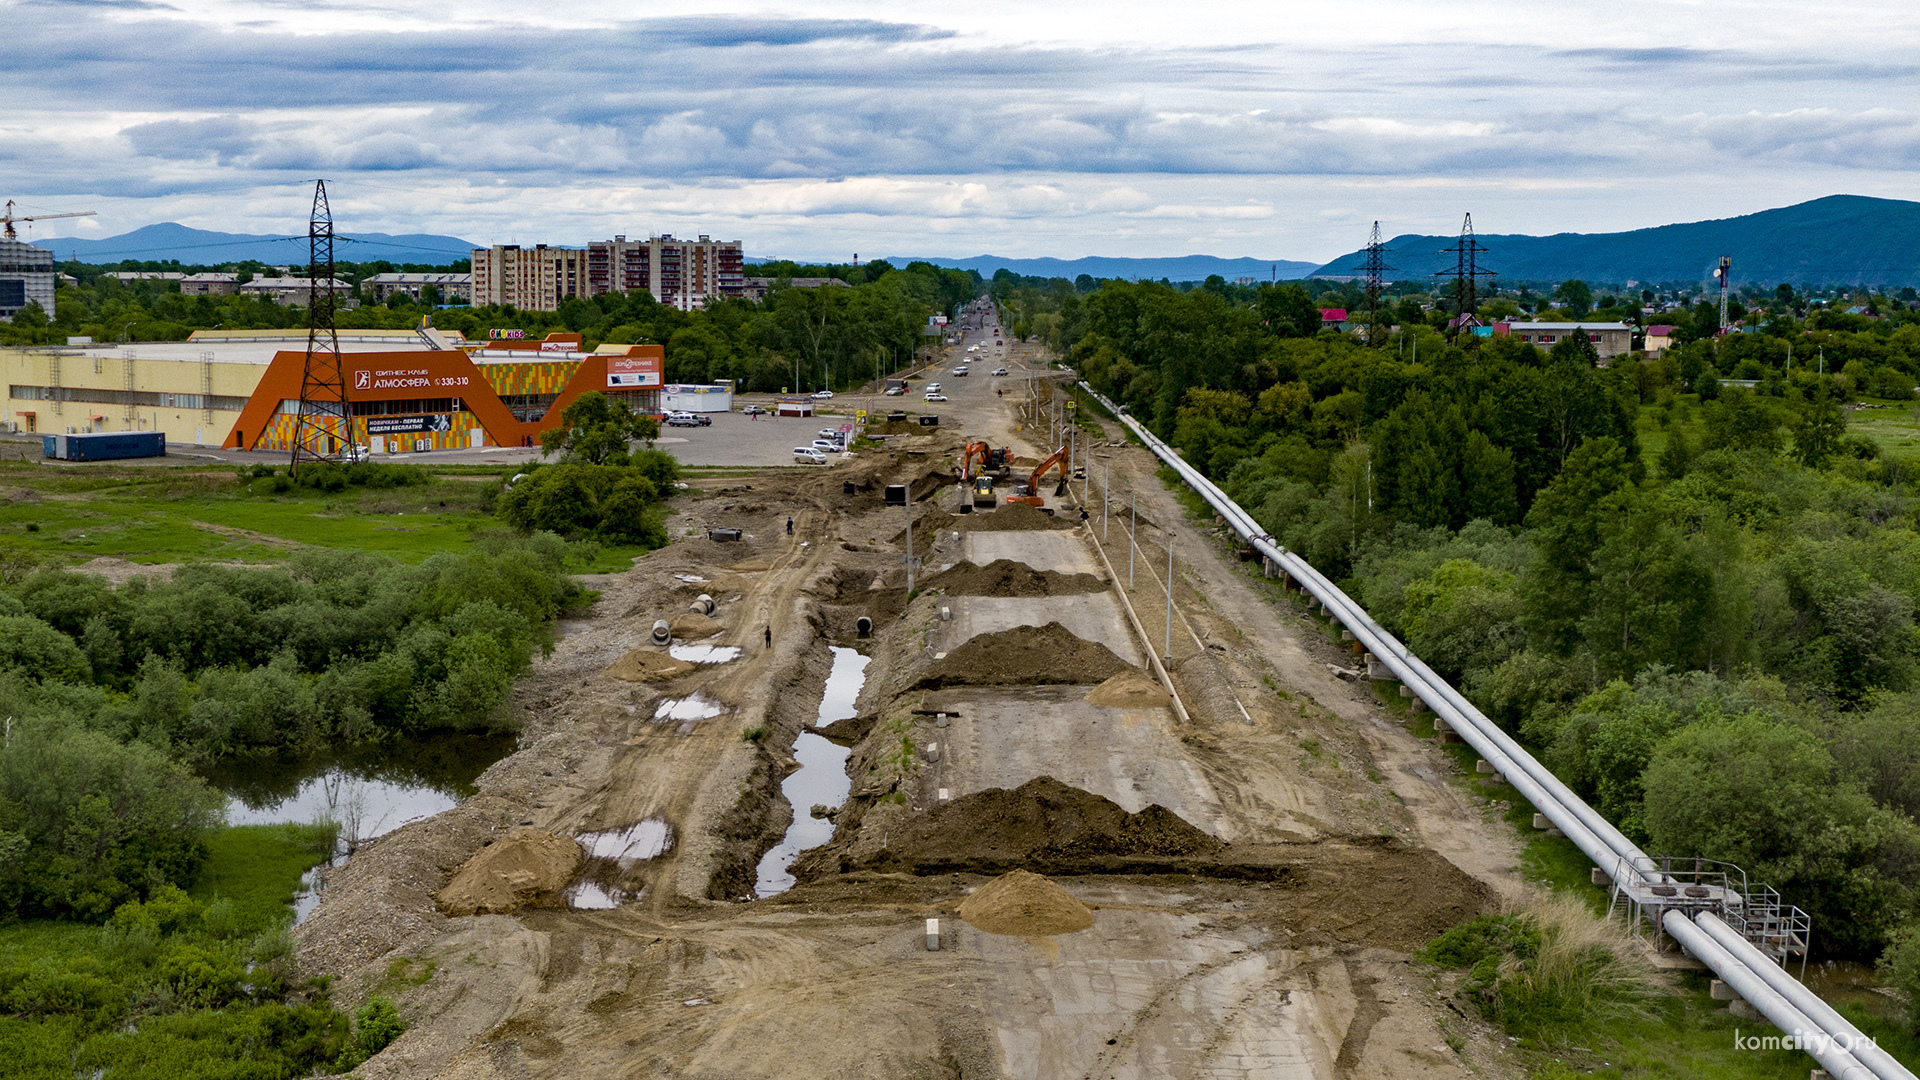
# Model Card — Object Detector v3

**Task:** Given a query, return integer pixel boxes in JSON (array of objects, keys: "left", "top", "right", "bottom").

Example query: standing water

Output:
[
  {"left": 205, "top": 732, "right": 516, "bottom": 923},
  {"left": 754, "top": 647, "right": 870, "bottom": 897}
]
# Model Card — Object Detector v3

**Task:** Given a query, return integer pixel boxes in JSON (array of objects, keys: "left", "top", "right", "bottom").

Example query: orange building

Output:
[{"left": 229, "top": 335, "right": 663, "bottom": 453}]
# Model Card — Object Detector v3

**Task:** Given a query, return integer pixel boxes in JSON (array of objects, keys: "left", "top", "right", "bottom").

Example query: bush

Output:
[
  {"left": 495, "top": 463, "right": 672, "bottom": 546},
  {"left": 1425, "top": 894, "right": 1652, "bottom": 1045}
]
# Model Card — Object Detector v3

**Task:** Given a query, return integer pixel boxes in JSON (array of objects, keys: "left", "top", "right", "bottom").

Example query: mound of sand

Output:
[
  {"left": 669, "top": 612, "right": 721, "bottom": 637},
  {"left": 604, "top": 649, "right": 696, "bottom": 683},
  {"left": 958, "top": 870, "right": 1094, "bottom": 936},
  {"left": 923, "top": 559, "right": 1105, "bottom": 598},
  {"left": 953, "top": 501, "right": 1075, "bottom": 532},
  {"left": 912, "top": 623, "right": 1131, "bottom": 690},
  {"left": 1085, "top": 669, "right": 1173, "bottom": 708},
  {"left": 810, "top": 777, "right": 1225, "bottom": 880},
  {"left": 434, "top": 827, "right": 583, "bottom": 916}
]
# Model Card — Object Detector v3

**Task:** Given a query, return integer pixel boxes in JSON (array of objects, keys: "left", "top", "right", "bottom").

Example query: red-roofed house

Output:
[
  {"left": 1319, "top": 308, "right": 1348, "bottom": 328},
  {"left": 1644, "top": 325, "right": 1679, "bottom": 355}
]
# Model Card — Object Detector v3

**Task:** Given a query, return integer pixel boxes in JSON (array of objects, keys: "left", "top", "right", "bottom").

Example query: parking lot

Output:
[{"left": 655, "top": 408, "right": 864, "bottom": 468}]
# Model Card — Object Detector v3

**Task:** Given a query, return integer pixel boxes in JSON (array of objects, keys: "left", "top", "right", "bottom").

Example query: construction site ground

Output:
[{"left": 294, "top": 330, "right": 1530, "bottom": 1079}]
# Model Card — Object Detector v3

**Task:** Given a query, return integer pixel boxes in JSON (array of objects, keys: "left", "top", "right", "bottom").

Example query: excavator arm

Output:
[
  {"left": 961, "top": 440, "right": 989, "bottom": 480},
  {"left": 1007, "top": 444, "right": 1071, "bottom": 506}
]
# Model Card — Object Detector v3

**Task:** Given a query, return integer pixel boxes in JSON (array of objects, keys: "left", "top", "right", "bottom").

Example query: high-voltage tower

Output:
[
  {"left": 290, "top": 180, "right": 355, "bottom": 472},
  {"left": 1358, "top": 221, "right": 1395, "bottom": 347},
  {"left": 1714, "top": 256, "right": 1732, "bottom": 334},
  {"left": 1433, "top": 213, "right": 1495, "bottom": 338}
]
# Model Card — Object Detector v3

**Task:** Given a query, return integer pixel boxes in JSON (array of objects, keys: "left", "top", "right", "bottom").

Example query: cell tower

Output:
[
  {"left": 1358, "top": 221, "right": 1396, "bottom": 348},
  {"left": 289, "top": 180, "right": 355, "bottom": 473},
  {"left": 1714, "top": 256, "right": 1732, "bottom": 335},
  {"left": 1432, "top": 213, "right": 1495, "bottom": 339}
]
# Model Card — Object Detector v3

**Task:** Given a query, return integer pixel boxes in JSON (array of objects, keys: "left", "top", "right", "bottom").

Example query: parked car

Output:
[
  {"left": 926, "top": 382, "right": 941, "bottom": 392},
  {"left": 811, "top": 390, "right": 835, "bottom": 399},
  {"left": 951, "top": 367, "right": 969, "bottom": 376},
  {"left": 793, "top": 447, "right": 829, "bottom": 464},
  {"left": 742, "top": 404, "right": 767, "bottom": 416},
  {"left": 810, "top": 439, "right": 842, "bottom": 453},
  {"left": 884, "top": 386, "right": 906, "bottom": 396},
  {"left": 992, "top": 367, "right": 1009, "bottom": 376},
  {"left": 665, "top": 411, "right": 710, "bottom": 427},
  {"left": 923, "top": 393, "right": 949, "bottom": 402}
]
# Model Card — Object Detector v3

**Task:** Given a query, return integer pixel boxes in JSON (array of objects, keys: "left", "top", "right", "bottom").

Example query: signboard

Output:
[
  {"left": 366, "top": 414, "right": 453, "bottom": 436},
  {"left": 608, "top": 355, "right": 662, "bottom": 388},
  {"left": 488, "top": 329, "right": 525, "bottom": 340},
  {"left": 539, "top": 341, "right": 572, "bottom": 352},
  {"left": 353, "top": 367, "right": 469, "bottom": 392}
]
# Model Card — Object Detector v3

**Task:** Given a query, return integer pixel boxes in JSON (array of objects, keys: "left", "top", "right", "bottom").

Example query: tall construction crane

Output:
[{"left": 3, "top": 200, "right": 97, "bottom": 241}]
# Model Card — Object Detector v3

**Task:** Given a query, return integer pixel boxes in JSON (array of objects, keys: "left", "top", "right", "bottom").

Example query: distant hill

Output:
[
  {"left": 871, "top": 253, "right": 1322, "bottom": 283},
  {"left": 1313, "top": 195, "right": 1920, "bottom": 288},
  {"left": 32, "top": 222, "right": 477, "bottom": 266}
]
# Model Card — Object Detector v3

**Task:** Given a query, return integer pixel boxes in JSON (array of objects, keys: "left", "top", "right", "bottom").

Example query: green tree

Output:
[
  {"left": 1791, "top": 381, "right": 1847, "bottom": 468},
  {"left": 1553, "top": 280, "right": 1593, "bottom": 318},
  {"left": 1522, "top": 436, "right": 1633, "bottom": 654},
  {"left": 1256, "top": 283, "right": 1321, "bottom": 338},
  {"left": 539, "top": 391, "right": 654, "bottom": 465}
]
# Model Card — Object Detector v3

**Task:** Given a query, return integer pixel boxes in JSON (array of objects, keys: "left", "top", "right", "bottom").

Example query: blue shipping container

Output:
[{"left": 41, "top": 432, "right": 167, "bottom": 461}]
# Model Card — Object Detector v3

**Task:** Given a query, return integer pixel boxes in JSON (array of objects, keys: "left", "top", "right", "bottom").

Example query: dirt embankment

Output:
[
  {"left": 958, "top": 870, "right": 1094, "bottom": 936},
  {"left": 952, "top": 501, "right": 1076, "bottom": 532},
  {"left": 434, "top": 828, "right": 583, "bottom": 916},
  {"left": 922, "top": 559, "right": 1105, "bottom": 598},
  {"left": 796, "top": 776, "right": 1233, "bottom": 879},
  {"left": 912, "top": 622, "right": 1133, "bottom": 690}
]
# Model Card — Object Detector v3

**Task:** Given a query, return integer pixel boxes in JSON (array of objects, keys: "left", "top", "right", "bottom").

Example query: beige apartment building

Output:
[{"left": 472, "top": 234, "right": 745, "bottom": 311}]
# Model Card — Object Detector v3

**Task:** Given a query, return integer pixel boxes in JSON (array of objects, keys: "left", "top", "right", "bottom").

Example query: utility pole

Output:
[
  {"left": 1432, "top": 212, "right": 1494, "bottom": 341},
  {"left": 1128, "top": 498, "right": 1136, "bottom": 589},
  {"left": 1359, "top": 221, "right": 1395, "bottom": 348},
  {"left": 905, "top": 500, "right": 916, "bottom": 594},
  {"left": 1103, "top": 460, "right": 1110, "bottom": 541},
  {"left": 291, "top": 179, "right": 353, "bottom": 473},
  {"left": 1164, "top": 543, "right": 1174, "bottom": 667}
]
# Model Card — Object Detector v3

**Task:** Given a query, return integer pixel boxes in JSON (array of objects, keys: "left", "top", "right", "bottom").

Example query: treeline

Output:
[
  {"left": 1060, "top": 277, "right": 1920, "bottom": 957},
  {"left": 3, "top": 259, "right": 982, "bottom": 396},
  {"left": 0, "top": 534, "right": 589, "bottom": 920}
]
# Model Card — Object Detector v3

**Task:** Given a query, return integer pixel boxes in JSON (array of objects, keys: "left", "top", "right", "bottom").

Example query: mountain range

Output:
[
  {"left": 872, "top": 253, "right": 1322, "bottom": 283},
  {"left": 30, "top": 222, "right": 477, "bottom": 266},
  {"left": 1311, "top": 195, "right": 1920, "bottom": 288}
]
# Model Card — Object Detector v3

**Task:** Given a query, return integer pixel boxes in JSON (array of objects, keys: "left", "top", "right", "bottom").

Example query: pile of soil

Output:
[
  {"left": 1085, "top": 669, "right": 1173, "bottom": 708},
  {"left": 433, "top": 827, "right": 583, "bottom": 916},
  {"left": 958, "top": 870, "right": 1095, "bottom": 936},
  {"left": 669, "top": 612, "right": 722, "bottom": 637},
  {"left": 604, "top": 649, "right": 696, "bottom": 682},
  {"left": 952, "top": 501, "right": 1075, "bottom": 532},
  {"left": 808, "top": 777, "right": 1230, "bottom": 879},
  {"left": 912, "top": 623, "right": 1132, "bottom": 689},
  {"left": 923, "top": 560, "right": 1105, "bottom": 598}
]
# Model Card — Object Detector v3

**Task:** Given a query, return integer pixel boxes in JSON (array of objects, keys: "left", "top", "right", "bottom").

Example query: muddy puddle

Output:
[
  {"left": 670, "top": 643, "right": 741, "bottom": 664},
  {"left": 655, "top": 694, "right": 726, "bottom": 721},
  {"left": 755, "top": 647, "right": 868, "bottom": 898},
  {"left": 205, "top": 732, "right": 515, "bottom": 923},
  {"left": 569, "top": 817, "right": 676, "bottom": 909}
]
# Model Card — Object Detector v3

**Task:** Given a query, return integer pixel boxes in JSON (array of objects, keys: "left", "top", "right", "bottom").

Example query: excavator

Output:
[
  {"left": 961, "top": 440, "right": 1012, "bottom": 507},
  {"left": 1005, "top": 444, "right": 1071, "bottom": 511}
]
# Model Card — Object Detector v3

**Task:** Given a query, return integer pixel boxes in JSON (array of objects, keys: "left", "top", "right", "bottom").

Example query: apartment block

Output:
[
  {"left": 0, "top": 239, "right": 56, "bottom": 321},
  {"left": 471, "top": 245, "right": 590, "bottom": 310},
  {"left": 474, "top": 234, "right": 745, "bottom": 311}
]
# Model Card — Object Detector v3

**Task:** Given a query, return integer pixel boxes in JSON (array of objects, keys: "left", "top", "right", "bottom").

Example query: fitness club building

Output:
[
  {"left": 235, "top": 333, "right": 664, "bottom": 453},
  {"left": 0, "top": 329, "right": 663, "bottom": 454}
]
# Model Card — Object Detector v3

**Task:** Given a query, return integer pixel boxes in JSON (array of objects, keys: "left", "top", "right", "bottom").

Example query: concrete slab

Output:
[
  {"left": 920, "top": 685, "right": 1226, "bottom": 837},
  {"left": 963, "top": 530, "right": 1100, "bottom": 575},
  {"left": 943, "top": 594, "right": 1143, "bottom": 666}
]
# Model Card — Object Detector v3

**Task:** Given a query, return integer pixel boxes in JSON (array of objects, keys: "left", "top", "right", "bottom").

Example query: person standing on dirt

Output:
[
  {"left": 786, "top": 516, "right": 794, "bottom": 535},
  {"left": 765, "top": 626, "right": 772, "bottom": 650}
]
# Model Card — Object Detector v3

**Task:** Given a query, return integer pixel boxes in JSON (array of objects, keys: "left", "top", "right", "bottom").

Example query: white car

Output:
[
  {"left": 810, "top": 439, "right": 842, "bottom": 453},
  {"left": 793, "top": 447, "right": 829, "bottom": 464},
  {"left": 883, "top": 386, "right": 906, "bottom": 396},
  {"left": 923, "top": 393, "right": 949, "bottom": 402},
  {"left": 811, "top": 390, "right": 834, "bottom": 399},
  {"left": 992, "top": 367, "right": 1009, "bottom": 376},
  {"left": 926, "top": 382, "right": 941, "bottom": 392}
]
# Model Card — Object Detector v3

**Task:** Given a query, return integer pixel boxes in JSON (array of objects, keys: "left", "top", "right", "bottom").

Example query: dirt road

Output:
[{"left": 294, "top": 317, "right": 1524, "bottom": 1079}]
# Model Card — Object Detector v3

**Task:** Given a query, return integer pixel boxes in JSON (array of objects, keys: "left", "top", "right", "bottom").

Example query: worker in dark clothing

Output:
[
  {"left": 786, "top": 516, "right": 794, "bottom": 535},
  {"left": 764, "top": 626, "right": 773, "bottom": 650}
]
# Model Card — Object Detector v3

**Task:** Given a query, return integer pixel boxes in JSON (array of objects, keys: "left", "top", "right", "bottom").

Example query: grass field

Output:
[
  {"left": 0, "top": 460, "right": 649, "bottom": 571},
  {"left": 1636, "top": 392, "right": 1920, "bottom": 462}
]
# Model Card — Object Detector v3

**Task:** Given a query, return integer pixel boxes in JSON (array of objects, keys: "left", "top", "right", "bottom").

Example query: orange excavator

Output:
[
  {"left": 1005, "top": 444, "right": 1070, "bottom": 510},
  {"left": 962, "top": 440, "right": 1011, "bottom": 507}
]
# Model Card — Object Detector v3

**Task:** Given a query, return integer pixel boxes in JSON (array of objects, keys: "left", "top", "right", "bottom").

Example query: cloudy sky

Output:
[{"left": 3, "top": 0, "right": 1917, "bottom": 262}]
